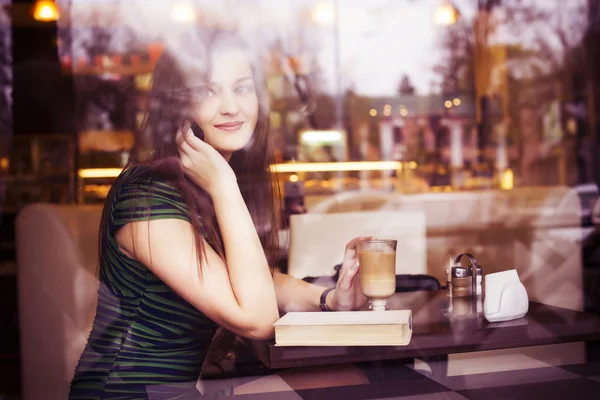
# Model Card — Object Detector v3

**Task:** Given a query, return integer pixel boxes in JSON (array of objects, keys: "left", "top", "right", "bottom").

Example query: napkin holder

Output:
[{"left": 483, "top": 269, "right": 529, "bottom": 323}]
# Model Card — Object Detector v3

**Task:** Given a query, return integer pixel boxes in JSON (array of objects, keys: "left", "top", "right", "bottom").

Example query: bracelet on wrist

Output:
[{"left": 319, "top": 287, "right": 335, "bottom": 312}]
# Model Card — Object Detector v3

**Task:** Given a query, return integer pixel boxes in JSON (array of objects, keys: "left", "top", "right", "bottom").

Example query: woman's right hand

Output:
[{"left": 176, "top": 124, "right": 237, "bottom": 197}]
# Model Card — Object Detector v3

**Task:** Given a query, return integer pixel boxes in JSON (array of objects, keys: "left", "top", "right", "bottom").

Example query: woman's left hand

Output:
[{"left": 330, "top": 237, "right": 372, "bottom": 311}]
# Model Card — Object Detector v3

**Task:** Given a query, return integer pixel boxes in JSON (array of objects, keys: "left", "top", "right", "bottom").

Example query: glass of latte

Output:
[{"left": 358, "top": 239, "right": 397, "bottom": 311}]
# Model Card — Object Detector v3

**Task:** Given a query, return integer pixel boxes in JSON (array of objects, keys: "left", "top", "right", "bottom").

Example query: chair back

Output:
[
  {"left": 16, "top": 204, "right": 102, "bottom": 400},
  {"left": 287, "top": 211, "right": 426, "bottom": 279}
]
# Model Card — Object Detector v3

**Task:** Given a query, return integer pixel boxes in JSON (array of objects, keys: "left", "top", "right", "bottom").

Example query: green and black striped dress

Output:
[{"left": 69, "top": 167, "right": 218, "bottom": 399}]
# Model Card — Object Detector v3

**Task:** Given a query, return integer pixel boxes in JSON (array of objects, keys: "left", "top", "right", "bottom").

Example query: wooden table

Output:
[{"left": 244, "top": 290, "right": 600, "bottom": 369}]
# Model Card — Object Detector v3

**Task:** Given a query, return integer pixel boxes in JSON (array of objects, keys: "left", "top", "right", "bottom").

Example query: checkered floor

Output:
[
  {"left": 202, "top": 360, "right": 600, "bottom": 399},
  {"left": 3, "top": 361, "right": 600, "bottom": 399},
  {"left": 3, "top": 348, "right": 600, "bottom": 399}
]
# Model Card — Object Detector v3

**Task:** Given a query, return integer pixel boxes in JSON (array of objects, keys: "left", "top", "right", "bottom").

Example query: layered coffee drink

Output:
[
  {"left": 359, "top": 250, "right": 396, "bottom": 298},
  {"left": 357, "top": 239, "right": 397, "bottom": 311}
]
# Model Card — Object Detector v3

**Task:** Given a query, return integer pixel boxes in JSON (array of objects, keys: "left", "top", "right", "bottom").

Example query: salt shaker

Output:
[
  {"left": 451, "top": 264, "right": 472, "bottom": 297},
  {"left": 446, "top": 257, "right": 454, "bottom": 298},
  {"left": 453, "top": 253, "right": 481, "bottom": 297},
  {"left": 475, "top": 264, "right": 484, "bottom": 296}
]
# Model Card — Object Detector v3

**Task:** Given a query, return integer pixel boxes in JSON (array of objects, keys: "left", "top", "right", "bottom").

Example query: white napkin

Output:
[{"left": 484, "top": 269, "right": 529, "bottom": 322}]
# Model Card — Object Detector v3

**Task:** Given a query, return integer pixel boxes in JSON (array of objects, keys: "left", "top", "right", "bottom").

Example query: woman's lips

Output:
[{"left": 214, "top": 122, "right": 244, "bottom": 131}]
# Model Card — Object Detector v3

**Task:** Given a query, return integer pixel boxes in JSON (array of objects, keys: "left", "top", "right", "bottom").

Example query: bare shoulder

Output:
[{"left": 116, "top": 218, "right": 194, "bottom": 262}]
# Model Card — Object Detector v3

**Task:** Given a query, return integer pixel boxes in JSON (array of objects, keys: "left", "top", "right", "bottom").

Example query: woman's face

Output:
[{"left": 191, "top": 49, "right": 259, "bottom": 160}]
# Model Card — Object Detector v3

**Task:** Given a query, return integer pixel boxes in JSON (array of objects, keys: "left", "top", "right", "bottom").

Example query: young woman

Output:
[{"left": 69, "top": 28, "right": 368, "bottom": 398}]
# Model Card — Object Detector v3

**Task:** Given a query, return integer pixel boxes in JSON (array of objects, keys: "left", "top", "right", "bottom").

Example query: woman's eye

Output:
[
  {"left": 190, "top": 86, "right": 216, "bottom": 100},
  {"left": 235, "top": 85, "right": 254, "bottom": 94}
]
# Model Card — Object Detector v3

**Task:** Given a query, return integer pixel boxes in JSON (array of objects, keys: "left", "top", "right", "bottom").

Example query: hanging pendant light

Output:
[{"left": 33, "top": 0, "right": 60, "bottom": 22}]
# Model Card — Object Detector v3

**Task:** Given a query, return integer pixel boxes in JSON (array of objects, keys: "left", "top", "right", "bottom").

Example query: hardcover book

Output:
[{"left": 273, "top": 310, "right": 413, "bottom": 347}]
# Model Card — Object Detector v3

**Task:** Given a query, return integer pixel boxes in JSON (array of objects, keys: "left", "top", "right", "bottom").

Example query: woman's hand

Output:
[
  {"left": 329, "top": 236, "right": 372, "bottom": 311},
  {"left": 176, "top": 124, "right": 237, "bottom": 197}
]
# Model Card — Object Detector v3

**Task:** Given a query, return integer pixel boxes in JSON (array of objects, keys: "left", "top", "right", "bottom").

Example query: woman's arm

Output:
[
  {"left": 274, "top": 236, "right": 370, "bottom": 313},
  {"left": 117, "top": 180, "right": 279, "bottom": 340},
  {"left": 211, "top": 181, "right": 280, "bottom": 323},
  {"left": 273, "top": 271, "right": 336, "bottom": 313}
]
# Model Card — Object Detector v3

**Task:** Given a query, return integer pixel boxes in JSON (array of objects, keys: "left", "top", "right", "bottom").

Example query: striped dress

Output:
[{"left": 69, "top": 167, "right": 218, "bottom": 399}]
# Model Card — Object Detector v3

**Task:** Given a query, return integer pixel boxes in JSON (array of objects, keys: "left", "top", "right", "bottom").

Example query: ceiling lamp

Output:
[{"left": 33, "top": 0, "right": 60, "bottom": 22}]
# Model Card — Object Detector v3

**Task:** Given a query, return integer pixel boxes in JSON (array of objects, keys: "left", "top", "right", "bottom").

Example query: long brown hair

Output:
[{"left": 98, "top": 27, "right": 280, "bottom": 361}]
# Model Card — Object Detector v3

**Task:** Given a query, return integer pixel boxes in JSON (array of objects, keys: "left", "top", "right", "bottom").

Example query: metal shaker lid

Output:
[
  {"left": 476, "top": 265, "right": 483, "bottom": 275},
  {"left": 454, "top": 253, "right": 478, "bottom": 267},
  {"left": 454, "top": 253, "right": 481, "bottom": 277},
  {"left": 451, "top": 265, "right": 470, "bottom": 278}
]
